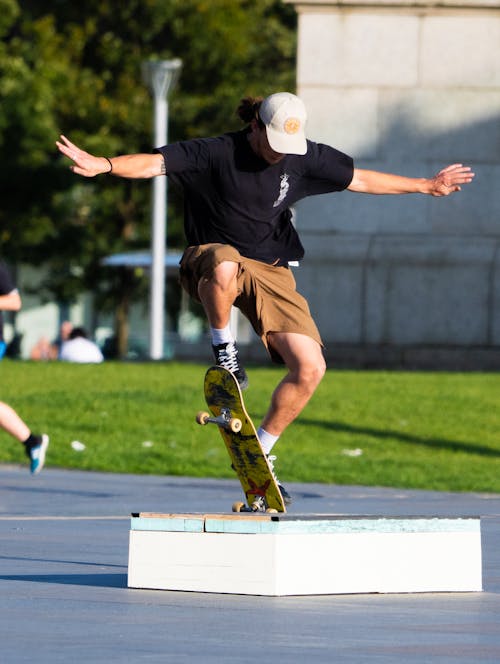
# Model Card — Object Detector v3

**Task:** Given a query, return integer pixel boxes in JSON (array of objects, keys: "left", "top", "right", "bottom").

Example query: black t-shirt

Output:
[
  {"left": 156, "top": 128, "right": 353, "bottom": 264},
  {"left": 0, "top": 262, "right": 16, "bottom": 342}
]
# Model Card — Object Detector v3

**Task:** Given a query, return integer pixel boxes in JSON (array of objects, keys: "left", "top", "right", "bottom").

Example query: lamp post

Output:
[{"left": 141, "top": 58, "right": 182, "bottom": 360}]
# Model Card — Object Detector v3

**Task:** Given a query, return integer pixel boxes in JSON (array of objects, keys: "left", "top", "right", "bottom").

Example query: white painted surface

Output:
[{"left": 128, "top": 518, "right": 482, "bottom": 596}]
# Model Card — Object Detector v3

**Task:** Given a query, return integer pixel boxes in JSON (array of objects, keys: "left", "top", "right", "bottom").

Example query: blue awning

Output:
[{"left": 101, "top": 251, "right": 182, "bottom": 269}]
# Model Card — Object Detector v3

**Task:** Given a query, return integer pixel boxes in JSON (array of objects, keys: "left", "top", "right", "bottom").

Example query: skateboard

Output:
[{"left": 196, "top": 365, "right": 286, "bottom": 513}]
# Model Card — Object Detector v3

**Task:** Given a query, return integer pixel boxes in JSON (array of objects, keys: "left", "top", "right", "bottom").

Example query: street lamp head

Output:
[{"left": 142, "top": 59, "right": 182, "bottom": 99}]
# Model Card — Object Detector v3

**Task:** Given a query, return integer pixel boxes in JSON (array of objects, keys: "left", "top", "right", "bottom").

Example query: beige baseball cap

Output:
[{"left": 259, "top": 92, "right": 307, "bottom": 155}]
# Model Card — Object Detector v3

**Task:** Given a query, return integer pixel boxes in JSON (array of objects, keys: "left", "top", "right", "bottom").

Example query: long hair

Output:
[{"left": 236, "top": 96, "right": 265, "bottom": 128}]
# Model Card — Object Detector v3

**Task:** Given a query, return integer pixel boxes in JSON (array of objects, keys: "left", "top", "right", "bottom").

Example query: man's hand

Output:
[
  {"left": 427, "top": 163, "right": 475, "bottom": 197},
  {"left": 56, "top": 135, "right": 165, "bottom": 179},
  {"left": 56, "top": 135, "right": 111, "bottom": 177}
]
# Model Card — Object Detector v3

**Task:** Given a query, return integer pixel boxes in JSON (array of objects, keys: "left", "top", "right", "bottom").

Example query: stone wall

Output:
[{"left": 284, "top": 0, "right": 500, "bottom": 368}]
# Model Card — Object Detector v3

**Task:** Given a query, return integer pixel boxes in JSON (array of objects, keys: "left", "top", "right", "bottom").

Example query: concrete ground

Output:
[{"left": 1, "top": 465, "right": 499, "bottom": 663}]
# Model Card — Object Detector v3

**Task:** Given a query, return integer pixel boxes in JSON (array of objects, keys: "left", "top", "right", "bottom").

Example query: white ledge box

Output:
[{"left": 128, "top": 513, "right": 482, "bottom": 597}]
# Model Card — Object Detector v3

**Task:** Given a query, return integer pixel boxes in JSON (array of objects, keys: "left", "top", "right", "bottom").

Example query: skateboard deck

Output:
[{"left": 197, "top": 365, "right": 286, "bottom": 513}]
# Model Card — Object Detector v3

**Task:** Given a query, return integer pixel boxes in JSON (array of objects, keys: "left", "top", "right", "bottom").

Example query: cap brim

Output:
[{"left": 265, "top": 126, "right": 307, "bottom": 156}]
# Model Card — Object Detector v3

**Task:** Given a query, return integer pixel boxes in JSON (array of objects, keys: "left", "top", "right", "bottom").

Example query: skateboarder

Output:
[
  {"left": 56, "top": 91, "right": 474, "bottom": 501},
  {"left": 0, "top": 261, "right": 49, "bottom": 473}
]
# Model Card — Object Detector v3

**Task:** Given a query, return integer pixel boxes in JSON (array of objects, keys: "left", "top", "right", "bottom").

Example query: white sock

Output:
[
  {"left": 257, "top": 427, "right": 279, "bottom": 455},
  {"left": 211, "top": 324, "right": 233, "bottom": 346}
]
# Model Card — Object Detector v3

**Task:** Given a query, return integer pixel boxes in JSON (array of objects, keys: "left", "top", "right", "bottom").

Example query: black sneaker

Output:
[
  {"left": 212, "top": 341, "right": 249, "bottom": 389},
  {"left": 267, "top": 454, "right": 292, "bottom": 505}
]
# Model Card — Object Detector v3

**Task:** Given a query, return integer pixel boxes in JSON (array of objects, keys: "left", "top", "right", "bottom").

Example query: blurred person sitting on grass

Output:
[
  {"left": 59, "top": 326, "right": 104, "bottom": 364},
  {"left": 30, "top": 320, "right": 74, "bottom": 361}
]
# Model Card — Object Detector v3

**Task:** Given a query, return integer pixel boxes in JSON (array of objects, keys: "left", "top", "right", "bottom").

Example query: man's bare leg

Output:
[
  {"left": 197, "top": 260, "right": 248, "bottom": 388},
  {"left": 256, "top": 332, "right": 325, "bottom": 504},
  {"left": 260, "top": 332, "right": 326, "bottom": 436},
  {"left": 197, "top": 260, "right": 239, "bottom": 328}
]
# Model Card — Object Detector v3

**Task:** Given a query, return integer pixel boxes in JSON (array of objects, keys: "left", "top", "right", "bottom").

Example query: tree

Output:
[{"left": 0, "top": 0, "right": 297, "bottom": 355}]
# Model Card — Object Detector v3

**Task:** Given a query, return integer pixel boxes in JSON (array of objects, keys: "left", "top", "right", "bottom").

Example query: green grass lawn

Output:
[{"left": 1, "top": 359, "right": 499, "bottom": 492}]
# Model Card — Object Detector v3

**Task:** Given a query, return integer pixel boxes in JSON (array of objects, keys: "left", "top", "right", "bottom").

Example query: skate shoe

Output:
[
  {"left": 267, "top": 454, "right": 292, "bottom": 505},
  {"left": 212, "top": 341, "right": 248, "bottom": 389},
  {"left": 28, "top": 434, "right": 49, "bottom": 475}
]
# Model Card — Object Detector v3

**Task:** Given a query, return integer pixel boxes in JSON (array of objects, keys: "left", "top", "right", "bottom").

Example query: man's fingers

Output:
[
  {"left": 441, "top": 163, "right": 463, "bottom": 173},
  {"left": 451, "top": 172, "right": 475, "bottom": 184},
  {"left": 431, "top": 163, "right": 475, "bottom": 196},
  {"left": 437, "top": 164, "right": 475, "bottom": 189},
  {"left": 59, "top": 134, "right": 78, "bottom": 150},
  {"left": 441, "top": 164, "right": 474, "bottom": 179},
  {"left": 56, "top": 140, "right": 75, "bottom": 159},
  {"left": 56, "top": 135, "right": 84, "bottom": 163}
]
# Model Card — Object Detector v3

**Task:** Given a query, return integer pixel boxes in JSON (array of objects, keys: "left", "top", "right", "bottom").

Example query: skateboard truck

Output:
[
  {"left": 196, "top": 407, "right": 242, "bottom": 433},
  {"left": 232, "top": 499, "right": 278, "bottom": 514}
]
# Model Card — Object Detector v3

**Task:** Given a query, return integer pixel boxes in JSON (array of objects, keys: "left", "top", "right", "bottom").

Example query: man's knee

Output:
[
  {"left": 315, "top": 355, "right": 327, "bottom": 381},
  {"left": 198, "top": 260, "right": 239, "bottom": 301},
  {"left": 212, "top": 260, "right": 239, "bottom": 285},
  {"left": 180, "top": 244, "right": 241, "bottom": 301},
  {"left": 268, "top": 332, "right": 326, "bottom": 386},
  {"left": 300, "top": 356, "right": 326, "bottom": 392},
  {"left": 288, "top": 347, "right": 326, "bottom": 394}
]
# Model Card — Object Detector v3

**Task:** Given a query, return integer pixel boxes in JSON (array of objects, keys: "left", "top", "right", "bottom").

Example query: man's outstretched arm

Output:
[
  {"left": 56, "top": 135, "right": 165, "bottom": 179},
  {"left": 348, "top": 163, "right": 475, "bottom": 197}
]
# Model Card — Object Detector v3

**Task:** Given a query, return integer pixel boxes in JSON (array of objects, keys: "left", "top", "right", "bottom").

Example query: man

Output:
[
  {"left": 0, "top": 261, "right": 49, "bottom": 473},
  {"left": 56, "top": 92, "right": 474, "bottom": 501}
]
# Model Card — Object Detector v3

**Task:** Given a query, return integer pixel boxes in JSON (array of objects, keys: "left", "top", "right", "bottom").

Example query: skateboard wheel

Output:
[
  {"left": 196, "top": 411, "right": 210, "bottom": 425},
  {"left": 266, "top": 508, "right": 278, "bottom": 513},
  {"left": 229, "top": 418, "right": 242, "bottom": 433},
  {"left": 232, "top": 501, "right": 245, "bottom": 512}
]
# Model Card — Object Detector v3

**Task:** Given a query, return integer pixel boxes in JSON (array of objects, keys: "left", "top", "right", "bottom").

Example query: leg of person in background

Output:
[{"left": 0, "top": 401, "right": 49, "bottom": 474}]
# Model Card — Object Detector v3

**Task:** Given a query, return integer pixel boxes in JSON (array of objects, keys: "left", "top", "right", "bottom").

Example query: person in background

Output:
[
  {"left": 55, "top": 320, "right": 74, "bottom": 357},
  {"left": 30, "top": 320, "right": 74, "bottom": 361},
  {"left": 59, "top": 326, "right": 104, "bottom": 364},
  {"left": 0, "top": 261, "right": 49, "bottom": 473}
]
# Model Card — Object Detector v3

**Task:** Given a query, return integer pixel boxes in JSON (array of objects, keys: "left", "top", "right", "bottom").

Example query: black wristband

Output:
[{"left": 104, "top": 157, "right": 113, "bottom": 173}]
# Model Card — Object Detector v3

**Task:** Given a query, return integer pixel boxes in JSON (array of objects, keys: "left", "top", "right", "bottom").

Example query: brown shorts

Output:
[{"left": 179, "top": 243, "right": 323, "bottom": 363}]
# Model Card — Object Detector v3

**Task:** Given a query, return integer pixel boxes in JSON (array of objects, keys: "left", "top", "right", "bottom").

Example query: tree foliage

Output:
[{"left": 0, "top": 0, "right": 296, "bottom": 346}]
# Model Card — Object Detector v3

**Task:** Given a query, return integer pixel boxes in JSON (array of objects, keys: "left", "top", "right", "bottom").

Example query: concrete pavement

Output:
[{"left": 1, "top": 465, "right": 499, "bottom": 663}]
